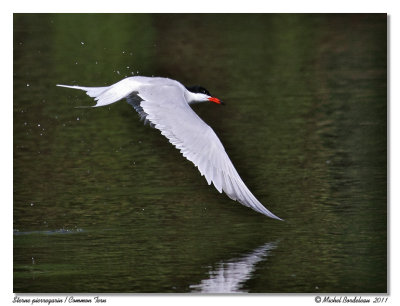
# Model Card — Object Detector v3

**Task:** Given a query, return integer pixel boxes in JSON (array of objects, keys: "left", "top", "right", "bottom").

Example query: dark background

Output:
[{"left": 14, "top": 13, "right": 387, "bottom": 293}]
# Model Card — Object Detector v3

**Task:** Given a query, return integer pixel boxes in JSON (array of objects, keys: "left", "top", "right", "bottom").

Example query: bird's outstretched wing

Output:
[
  {"left": 136, "top": 85, "right": 282, "bottom": 220},
  {"left": 57, "top": 78, "right": 282, "bottom": 219}
]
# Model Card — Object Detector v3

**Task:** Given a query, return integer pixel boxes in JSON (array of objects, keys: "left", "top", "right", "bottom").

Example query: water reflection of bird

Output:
[
  {"left": 190, "top": 242, "right": 278, "bottom": 293},
  {"left": 58, "top": 76, "right": 282, "bottom": 220}
]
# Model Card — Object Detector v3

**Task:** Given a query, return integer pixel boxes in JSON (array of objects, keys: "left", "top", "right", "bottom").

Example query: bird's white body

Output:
[{"left": 58, "top": 76, "right": 282, "bottom": 220}]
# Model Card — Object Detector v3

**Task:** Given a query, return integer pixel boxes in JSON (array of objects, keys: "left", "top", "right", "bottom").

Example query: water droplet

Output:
[
  {"left": 30, "top": 202, "right": 34, "bottom": 206},
  {"left": 77, "top": 117, "right": 80, "bottom": 121},
  {"left": 37, "top": 124, "right": 40, "bottom": 127},
  {"left": 81, "top": 41, "right": 85, "bottom": 45},
  {"left": 26, "top": 83, "right": 30, "bottom": 87}
]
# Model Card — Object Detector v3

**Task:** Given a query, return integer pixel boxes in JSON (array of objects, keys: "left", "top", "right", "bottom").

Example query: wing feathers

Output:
[{"left": 138, "top": 86, "right": 282, "bottom": 220}]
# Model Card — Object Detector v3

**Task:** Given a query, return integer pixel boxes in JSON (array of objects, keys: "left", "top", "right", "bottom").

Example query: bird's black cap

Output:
[{"left": 185, "top": 85, "right": 211, "bottom": 96}]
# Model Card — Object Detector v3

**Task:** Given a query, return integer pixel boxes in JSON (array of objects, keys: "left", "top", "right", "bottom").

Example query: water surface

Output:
[{"left": 13, "top": 13, "right": 387, "bottom": 293}]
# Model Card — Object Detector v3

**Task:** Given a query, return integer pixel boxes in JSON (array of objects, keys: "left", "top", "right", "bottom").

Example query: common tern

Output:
[{"left": 58, "top": 76, "right": 282, "bottom": 220}]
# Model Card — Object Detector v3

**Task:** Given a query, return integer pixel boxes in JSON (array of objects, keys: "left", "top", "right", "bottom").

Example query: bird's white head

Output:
[{"left": 184, "top": 85, "right": 224, "bottom": 105}]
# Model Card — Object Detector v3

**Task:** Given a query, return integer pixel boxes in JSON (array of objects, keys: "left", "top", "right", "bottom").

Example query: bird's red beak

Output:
[{"left": 208, "top": 97, "right": 225, "bottom": 105}]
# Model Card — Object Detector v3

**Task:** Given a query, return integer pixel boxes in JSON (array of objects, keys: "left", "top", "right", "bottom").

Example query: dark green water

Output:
[{"left": 13, "top": 14, "right": 387, "bottom": 293}]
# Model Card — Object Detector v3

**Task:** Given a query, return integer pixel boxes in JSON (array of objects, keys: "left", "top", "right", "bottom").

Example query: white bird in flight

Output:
[{"left": 57, "top": 76, "right": 282, "bottom": 220}]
